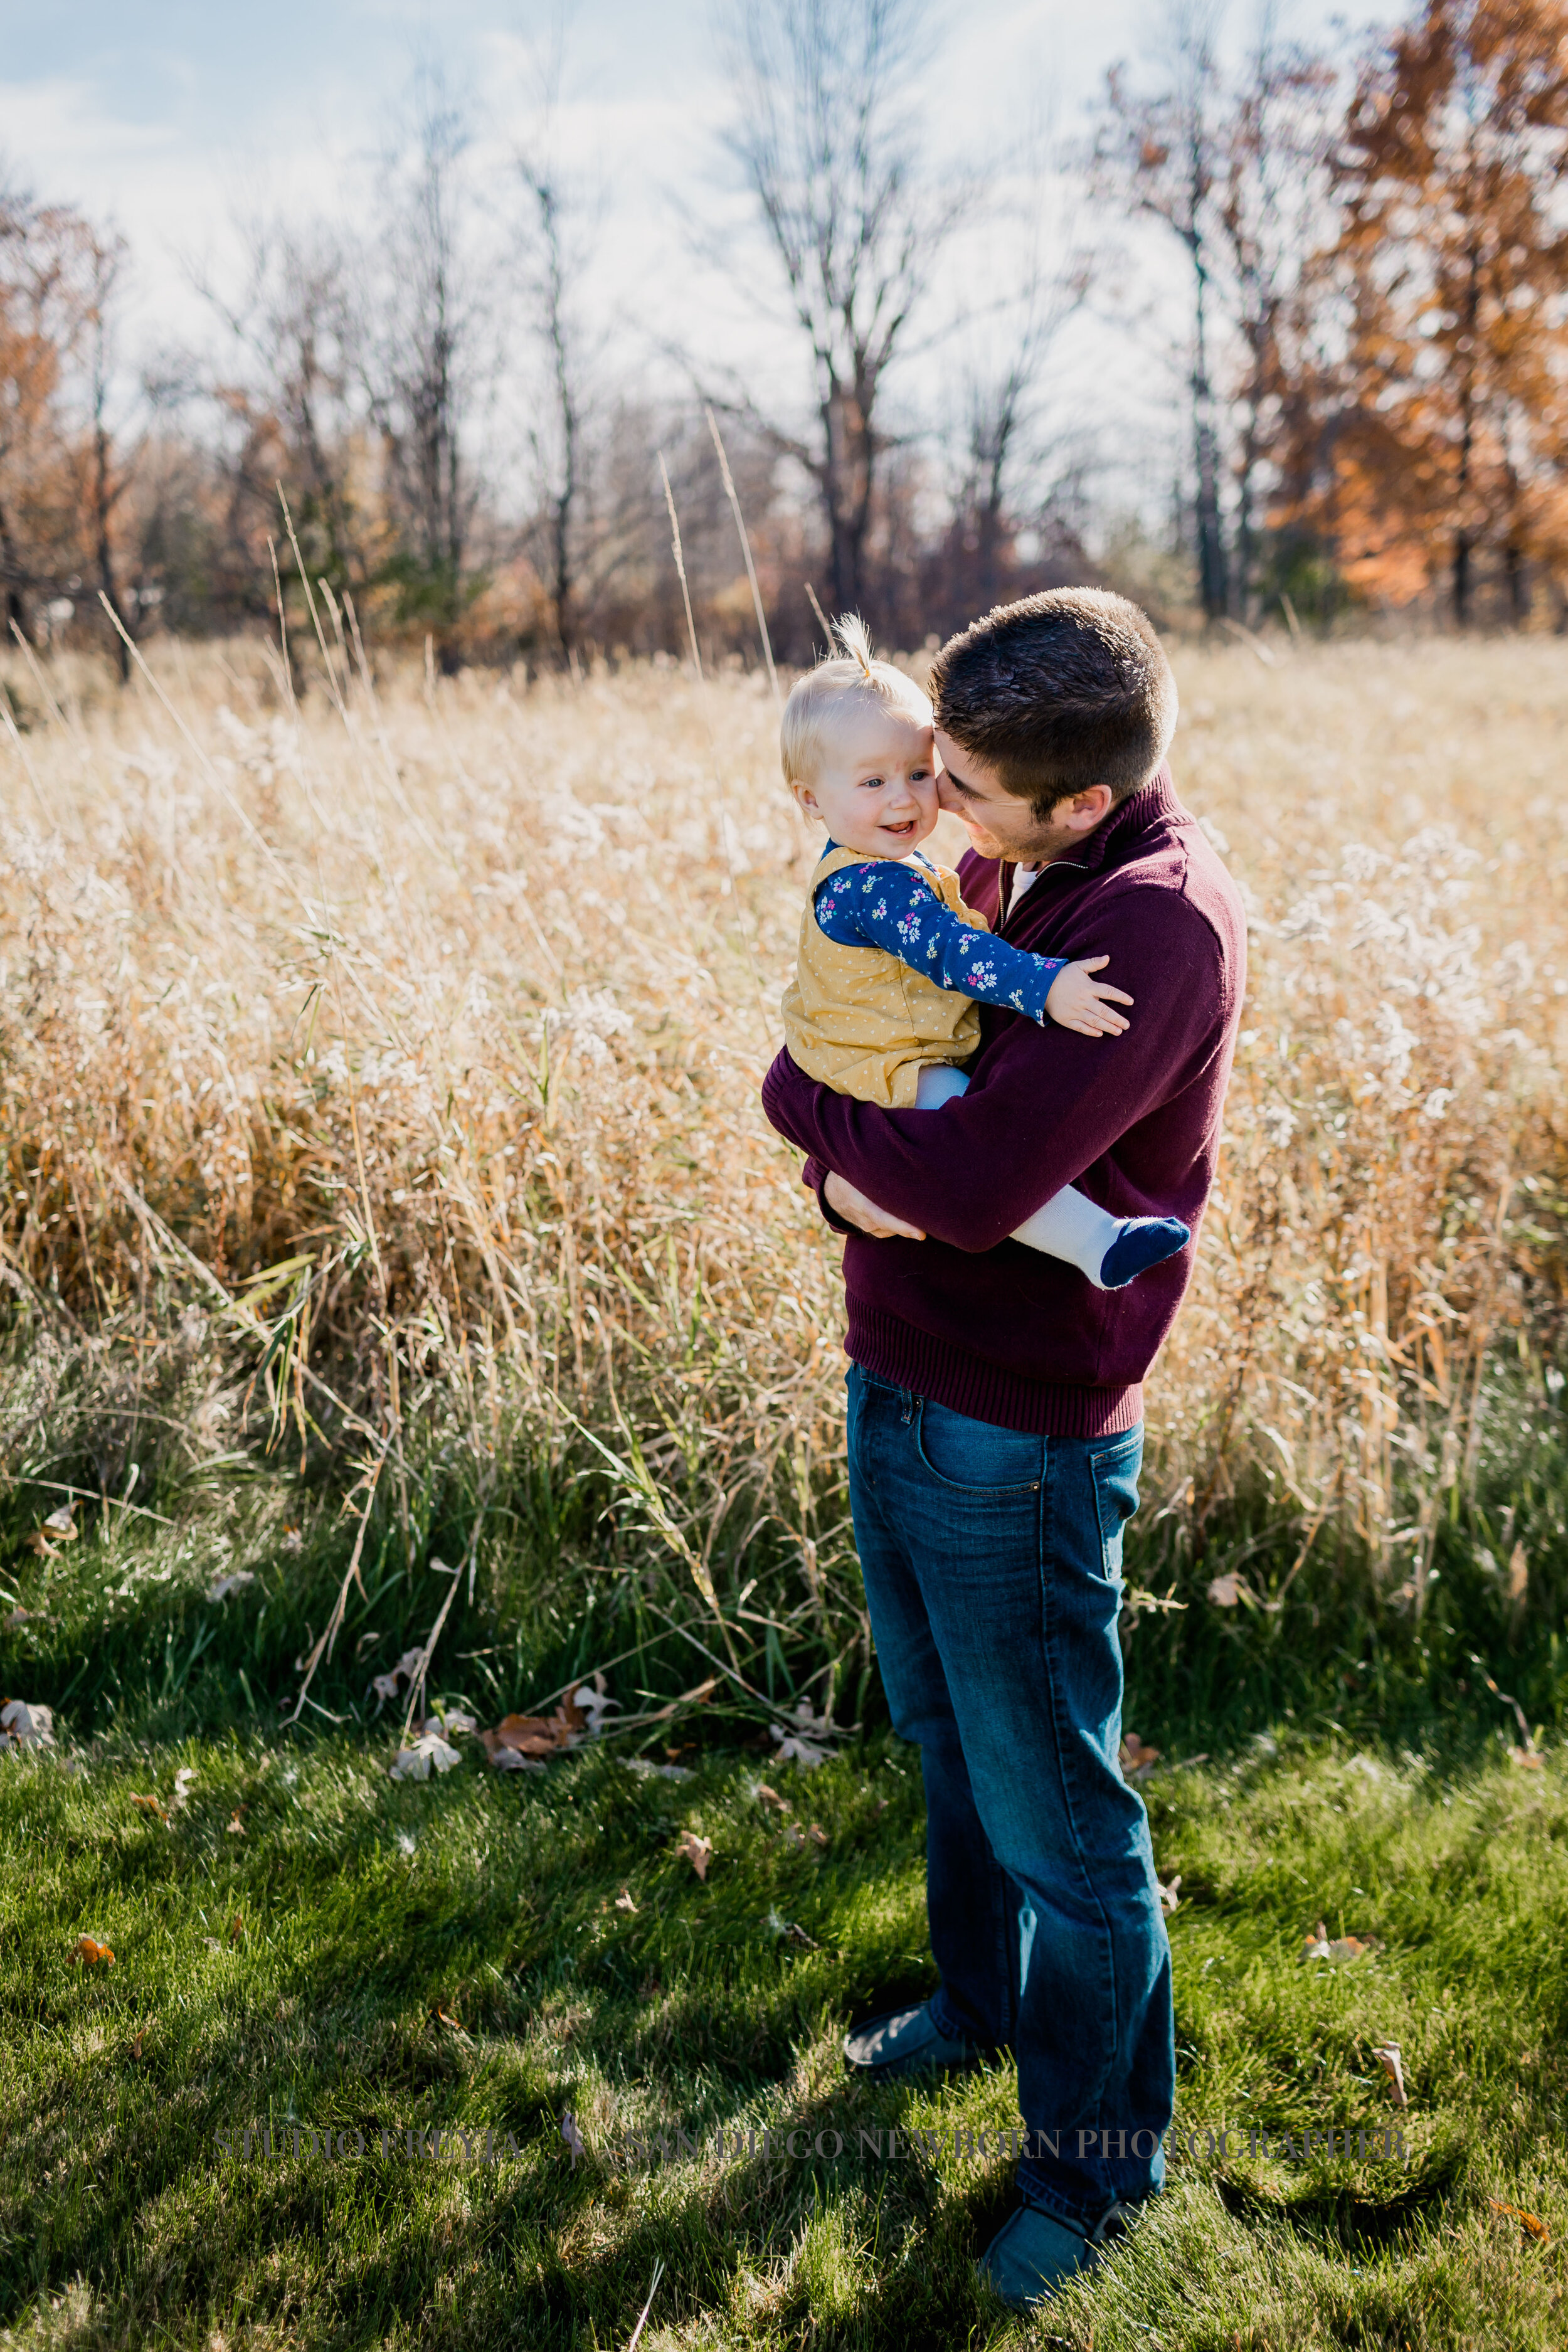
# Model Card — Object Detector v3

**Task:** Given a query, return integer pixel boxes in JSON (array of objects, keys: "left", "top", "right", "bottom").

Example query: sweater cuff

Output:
[{"left": 803, "top": 1155, "right": 855, "bottom": 1234}]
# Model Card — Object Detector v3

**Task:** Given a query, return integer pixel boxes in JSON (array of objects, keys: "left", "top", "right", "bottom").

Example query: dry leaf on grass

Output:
[
  {"left": 560, "top": 2111, "right": 585, "bottom": 2168},
  {"left": 1303, "top": 1920, "right": 1378, "bottom": 1964},
  {"left": 73, "top": 1936, "right": 114, "bottom": 1966},
  {"left": 1507, "top": 1542, "right": 1529, "bottom": 1602},
  {"left": 225, "top": 1809, "right": 246, "bottom": 1835},
  {"left": 1488, "top": 2196, "right": 1549, "bottom": 2242},
  {"left": 753, "top": 1781, "right": 793, "bottom": 1815},
  {"left": 129, "top": 2029, "right": 145, "bottom": 2061},
  {"left": 229, "top": 1913, "right": 245, "bottom": 1942},
  {"left": 1, "top": 1698, "right": 55, "bottom": 1751},
  {"left": 421, "top": 1708, "right": 477, "bottom": 1737},
  {"left": 769, "top": 1697, "right": 836, "bottom": 1768},
  {"left": 43, "top": 1503, "right": 79, "bottom": 1541},
  {"left": 171, "top": 1767, "right": 195, "bottom": 1810},
  {"left": 1509, "top": 1745, "right": 1545, "bottom": 1770},
  {"left": 766, "top": 1907, "right": 819, "bottom": 1948},
  {"left": 614, "top": 1888, "right": 638, "bottom": 1914},
  {"left": 1372, "top": 2043, "right": 1409, "bottom": 2106},
  {"left": 130, "top": 1793, "right": 169, "bottom": 1823},
  {"left": 207, "top": 1571, "right": 256, "bottom": 1603},
  {"left": 433, "top": 2005, "right": 466, "bottom": 2033},
  {"left": 808, "top": 1823, "right": 829, "bottom": 1848},
  {"left": 1206, "top": 1571, "right": 1253, "bottom": 1608},
  {"left": 675, "top": 1831, "right": 712, "bottom": 1880},
  {"left": 388, "top": 1733, "right": 461, "bottom": 1782},
  {"left": 1159, "top": 1874, "right": 1182, "bottom": 1912},
  {"left": 1120, "top": 1733, "right": 1161, "bottom": 1781}
]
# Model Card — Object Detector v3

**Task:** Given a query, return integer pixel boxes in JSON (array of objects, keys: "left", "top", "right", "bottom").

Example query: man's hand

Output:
[
  {"left": 824, "top": 1170, "right": 926, "bottom": 1240},
  {"left": 1044, "top": 955, "right": 1134, "bottom": 1038}
]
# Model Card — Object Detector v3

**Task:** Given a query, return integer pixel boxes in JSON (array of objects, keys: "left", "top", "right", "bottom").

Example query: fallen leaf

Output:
[
  {"left": 25, "top": 1532, "right": 55, "bottom": 1558},
  {"left": 1, "top": 1698, "right": 55, "bottom": 1750},
  {"left": 1120, "top": 1733, "right": 1162, "bottom": 1781},
  {"left": 421, "top": 1708, "right": 477, "bottom": 1737},
  {"left": 130, "top": 1793, "right": 169, "bottom": 1823},
  {"left": 569, "top": 1674, "right": 621, "bottom": 1735},
  {"left": 487, "top": 1745, "right": 546, "bottom": 1774},
  {"left": 1488, "top": 2196, "right": 1548, "bottom": 2242},
  {"left": 1509, "top": 1745, "right": 1544, "bottom": 1770},
  {"left": 1507, "top": 1542, "right": 1529, "bottom": 1602},
  {"left": 171, "top": 1767, "right": 196, "bottom": 1810},
  {"left": 433, "top": 2006, "right": 465, "bottom": 2032},
  {"left": 42, "top": 1503, "right": 79, "bottom": 1541},
  {"left": 228, "top": 1913, "right": 244, "bottom": 1943},
  {"left": 1207, "top": 1572, "right": 1243, "bottom": 1608},
  {"left": 225, "top": 1810, "right": 246, "bottom": 1836},
  {"left": 129, "top": 2030, "right": 144, "bottom": 2061},
  {"left": 207, "top": 1571, "right": 256, "bottom": 1604},
  {"left": 369, "top": 1672, "right": 401, "bottom": 1703},
  {"left": 73, "top": 1936, "right": 114, "bottom": 1966},
  {"left": 561, "top": 2110, "right": 585, "bottom": 2167},
  {"left": 281, "top": 1526, "right": 303, "bottom": 1554},
  {"left": 614, "top": 1887, "right": 638, "bottom": 1914},
  {"left": 1159, "top": 1874, "right": 1182, "bottom": 1912},
  {"left": 479, "top": 1704, "right": 578, "bottom": 1762},
  {"left": 388, "top": 1733, "right": 462, "bottom": 1782},
  {"left": 808, "top": 1823, "right": 829, "bottom": 1848},
  {"left": 754, "top": 1782, "right": 793, "bottom": 1815},
  {"left": 1372, "top": 2043, "right": 1409, "bottom": 2107},
  {"left": 675, "top": 1831, "right": 712, "bottom": 1880},
  {"left": 769, "top": 1697, "right": 835, "bottom": 1768}
]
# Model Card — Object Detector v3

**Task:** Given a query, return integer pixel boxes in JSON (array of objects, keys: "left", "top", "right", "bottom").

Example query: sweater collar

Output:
[{"left": 1071, "top": 765, "right": 1181, "bottom": 876}]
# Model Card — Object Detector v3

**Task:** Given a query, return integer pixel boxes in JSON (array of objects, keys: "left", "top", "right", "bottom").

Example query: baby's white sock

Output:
[{"left": 1010, "top": 1186, "right": 1125, "bottom": 1286}]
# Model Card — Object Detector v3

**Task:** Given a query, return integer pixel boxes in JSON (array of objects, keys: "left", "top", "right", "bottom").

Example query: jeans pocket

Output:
[
  {"left": 916, "top": 1399, "right": 1043, "bottom": 1493},
  {"left": 1089, "top": 1431, "right": 1144, "bottom": 1579}
]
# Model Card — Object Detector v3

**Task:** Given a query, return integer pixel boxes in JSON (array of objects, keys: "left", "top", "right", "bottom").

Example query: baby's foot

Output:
[{"left": 1098, "top": 1217, "right": 1190, "bottom": 1290}]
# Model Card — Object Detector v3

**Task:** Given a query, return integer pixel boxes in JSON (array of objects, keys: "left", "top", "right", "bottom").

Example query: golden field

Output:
[{"left": 1, "top": 630, "right": 1564, "bottom": 1648}]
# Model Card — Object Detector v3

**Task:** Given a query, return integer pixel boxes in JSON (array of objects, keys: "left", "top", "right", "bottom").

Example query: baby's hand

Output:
[{"left": 1044, "top": 956, "right": 1133, "bottom": 1037}]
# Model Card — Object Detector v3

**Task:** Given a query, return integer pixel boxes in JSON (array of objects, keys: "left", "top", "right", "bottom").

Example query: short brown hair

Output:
[{"left": 928, "top": 588, "right": 1177, "bottom": 818}]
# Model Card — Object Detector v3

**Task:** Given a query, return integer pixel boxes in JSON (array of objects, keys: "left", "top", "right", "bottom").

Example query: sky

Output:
[{"left": 0, "top": 0, "right": 1355, "bottom": 511}]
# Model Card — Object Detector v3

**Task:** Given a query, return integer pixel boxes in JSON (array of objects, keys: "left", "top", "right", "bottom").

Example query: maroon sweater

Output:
[{"left": 760, "top": 770, "right": 1247, "bottom": 1437}]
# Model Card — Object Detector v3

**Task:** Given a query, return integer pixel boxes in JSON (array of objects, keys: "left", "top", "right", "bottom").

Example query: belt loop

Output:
[{"left": 899, "top": 1389, "right": 914, "bottom": 1425}]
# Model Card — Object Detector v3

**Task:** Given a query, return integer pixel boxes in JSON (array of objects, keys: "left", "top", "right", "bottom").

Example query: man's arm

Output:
[{"left": 763, "top": 895, "right": 1226, "bottom": 1253}]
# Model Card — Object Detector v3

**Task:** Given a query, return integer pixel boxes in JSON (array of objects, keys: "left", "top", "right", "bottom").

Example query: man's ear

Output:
[{"left": 1062, "top": 785, "right": 1115, "bottom": 833}]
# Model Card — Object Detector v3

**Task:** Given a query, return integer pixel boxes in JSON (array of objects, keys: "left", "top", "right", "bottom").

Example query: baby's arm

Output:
[{"left": 814, "top": 864, "right": 1130, "bottom": 1034}]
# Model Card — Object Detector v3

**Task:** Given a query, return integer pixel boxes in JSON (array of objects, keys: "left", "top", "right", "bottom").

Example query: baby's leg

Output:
[
  {"left": 914, "top": 1064, "right": 1189, "bottom": 1288},
  {"left": 1012, "top": 1187, "right": 1189, "bottom": 1290},
  {"left": 914, "top": 1064, "right": 972, "bottom": 1108}
]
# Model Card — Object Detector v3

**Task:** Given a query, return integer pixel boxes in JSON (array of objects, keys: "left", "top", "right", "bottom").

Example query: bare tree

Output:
[
  {"left": 1097, "top": 3, "right": 1335, "bottom": 623},
  {"left": 363, "top": 68, "right": 489, "bottom": 660},
  {"left": 198, "top": 214, "right": 363, "bottom": 596},
  {"left": 80, "top": 227, "right": 137, "bottom": 676},
  {"left": 714, "top": 0, "right": 972, "bottom": 621}
]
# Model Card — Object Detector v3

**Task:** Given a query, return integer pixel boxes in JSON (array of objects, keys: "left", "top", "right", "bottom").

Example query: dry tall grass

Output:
[{"left": 1, "top": 630, "right": 1564, "bottom": 1705}]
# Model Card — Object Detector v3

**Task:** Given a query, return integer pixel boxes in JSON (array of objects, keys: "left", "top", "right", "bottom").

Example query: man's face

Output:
[{"left": 934, "top": 728, "right": 1115, "bottom": 864}]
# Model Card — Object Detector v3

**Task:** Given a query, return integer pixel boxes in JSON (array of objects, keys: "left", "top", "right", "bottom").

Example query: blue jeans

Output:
[{"left": 845, "top": 1364, "right": 1173, "bottom": 2225}]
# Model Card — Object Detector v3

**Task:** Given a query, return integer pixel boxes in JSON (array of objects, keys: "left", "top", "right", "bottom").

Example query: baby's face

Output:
[{"left": 790, "top": 702, "right": 939, "bottom": 859}]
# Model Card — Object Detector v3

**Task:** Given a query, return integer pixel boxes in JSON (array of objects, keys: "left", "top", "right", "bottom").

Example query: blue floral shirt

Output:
[{"left": 813, "top": 847, "right": 1064, "bottom": 1023}]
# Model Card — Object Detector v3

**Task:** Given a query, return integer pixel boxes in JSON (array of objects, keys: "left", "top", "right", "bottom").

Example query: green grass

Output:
[{"left": 2, "top": 1722, "right": 1565, "bottom": 2349}]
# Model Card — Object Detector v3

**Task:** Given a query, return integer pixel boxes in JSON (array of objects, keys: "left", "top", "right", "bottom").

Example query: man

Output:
[{"left": 760, "top": 588, "right": 1246, "bottom": 2309}]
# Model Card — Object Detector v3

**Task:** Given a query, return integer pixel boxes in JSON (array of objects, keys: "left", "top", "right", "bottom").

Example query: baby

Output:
[{"left": 778, "top": 618, "right": 1189, "bottom": 1290}]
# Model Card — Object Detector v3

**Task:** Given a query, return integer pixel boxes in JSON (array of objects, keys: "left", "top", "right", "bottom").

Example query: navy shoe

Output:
[
  {"left": 977, "top": 2199, "right": 1130, "bottom": 2311},
  {"left": 842, "top": 2001, "right": 980, "bottom": 2078}
]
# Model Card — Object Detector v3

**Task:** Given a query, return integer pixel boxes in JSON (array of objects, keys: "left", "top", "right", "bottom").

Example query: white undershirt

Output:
[{"left": 1009, "top": 862, "right": 1042, "bottom": 908}]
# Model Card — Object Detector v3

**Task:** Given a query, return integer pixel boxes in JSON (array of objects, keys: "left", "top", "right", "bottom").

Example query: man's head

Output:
[{"left": 929, "top": 588, "right": 1178, "bottom": 864}]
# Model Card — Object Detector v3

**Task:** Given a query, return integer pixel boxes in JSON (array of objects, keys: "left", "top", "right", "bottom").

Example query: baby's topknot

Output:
[{"left": 779, "top": 612, "right": 931, "bottom": 787}]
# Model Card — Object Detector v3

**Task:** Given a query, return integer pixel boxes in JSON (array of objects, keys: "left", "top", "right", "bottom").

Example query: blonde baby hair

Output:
[{"left": 780, "top": 613, "right": 932, "bottom": 787}]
